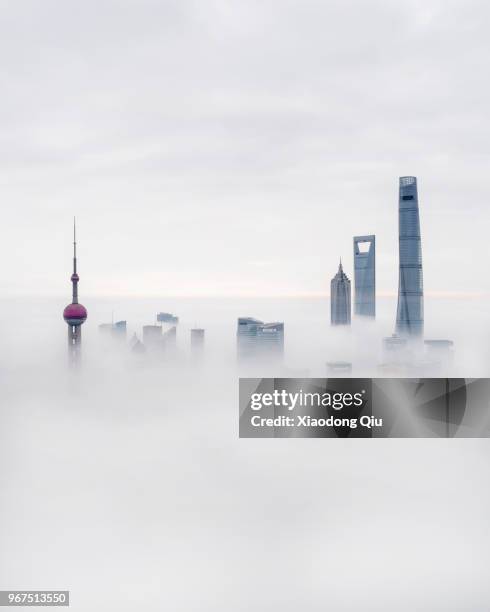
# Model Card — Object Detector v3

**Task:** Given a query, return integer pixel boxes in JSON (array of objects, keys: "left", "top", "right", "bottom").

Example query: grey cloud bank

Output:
[{"left": 1, "top": 295, "right": 490, "bottom": 611}]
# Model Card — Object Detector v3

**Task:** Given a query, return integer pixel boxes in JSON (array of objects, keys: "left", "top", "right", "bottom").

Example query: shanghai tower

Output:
[{"left": 396, "top": 176, "right": 423, "bottom": 337}]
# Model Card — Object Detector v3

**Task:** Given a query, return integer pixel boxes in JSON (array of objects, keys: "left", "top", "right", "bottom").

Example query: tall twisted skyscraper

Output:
[
  {"left": 396, "top": 176, "right": 423, "bottom": 337},
  {"left": 330, "top": 261, "right": 351, "bottom": 326},
  {"left": 63, "top": 219, "right": 87, "bottom": 364}
]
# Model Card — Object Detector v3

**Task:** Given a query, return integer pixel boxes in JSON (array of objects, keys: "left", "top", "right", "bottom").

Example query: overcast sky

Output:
[{"left": 1, "top": 0, "right": 489, "bottom": 297}]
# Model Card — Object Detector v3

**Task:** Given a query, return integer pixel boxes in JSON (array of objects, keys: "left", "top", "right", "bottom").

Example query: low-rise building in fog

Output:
[
  {"left": 99, "top": 320, "right": 127, "bottom": 342},
  {"left": 157, "top": 312, "right": 179, "bottom": 325},
  {"left": 143, "top": 325, "right": 163, "bottom": 350},
  {"left": 424, "top": 339, "right": 454, "bottom": 372},
  {"left": 381, "top": 334, "right": 410, "bottom": 367},
  {"left": 162, "top": 325, "right": 177, "bottom": 350},
  {"left": 191, "top": 328, "right": 205, "bottom": 349},
  {"left": 142, "top": 323, "right": 177, "bottom": 354},
  {"left": 378, "top": 359, "right": 439, "bottom": 377},
  {"left": 424, "top": 339, "right": 454, "bottom": 352},
  {"left": 237, "top": 317, "right": 284, "bottom": 361},
  {"left": 383, "top": 334, "right": 408, "bottom": 352},
  {"left": 326, "top": 361, "right": 353, "bottom": 376},
  {"left": 130, "top": 332, "right": 146, "bottom": 354},
  {"left": 190, "top": 328, "right": 205, "bottom": 362},
  {"left": 113, "top": 320, "right": 127, "bottom": 337}
]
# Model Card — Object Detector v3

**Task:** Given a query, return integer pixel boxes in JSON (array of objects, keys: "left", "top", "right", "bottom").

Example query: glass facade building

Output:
[
  {"left": 396, "top": 176, "right": 424, "bottom": 337},
  {"left": 237, "top": 318, "right": 284, "bottom": 361},
  {"left": 353, "top": 235, "right": 375, "bottom": 317},
  {"left": 330, "top": 262, "right": 351, "bottom": 326},
  {"left": 157, "top": 312, "right": 179, "bottom": 324}
]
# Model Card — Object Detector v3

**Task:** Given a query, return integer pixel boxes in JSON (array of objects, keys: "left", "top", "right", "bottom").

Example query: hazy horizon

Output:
[
  {"left": 1, "top": 293, "right": 490, "bottom": 611},
  {"left": 4, "top": 291, "right": 490, "bottom": 298},
  {"left": 2, "top": 294, "right": 489, "bottom": 378}
]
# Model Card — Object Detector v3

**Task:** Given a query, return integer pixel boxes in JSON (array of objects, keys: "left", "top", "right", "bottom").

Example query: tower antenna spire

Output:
[
  {"left": 73, "top": 217, "right": 77, "bottom": 272},
  {"left": 73, "top": 216, "right": 77, "bottom": 274},
  {"left": 71, "top": 217, "right": 78, "bottom": 302}
]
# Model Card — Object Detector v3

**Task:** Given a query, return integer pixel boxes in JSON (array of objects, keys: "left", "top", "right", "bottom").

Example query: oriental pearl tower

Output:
[{"left": 63, "top": 218, "right": 87, "bottom": 363}]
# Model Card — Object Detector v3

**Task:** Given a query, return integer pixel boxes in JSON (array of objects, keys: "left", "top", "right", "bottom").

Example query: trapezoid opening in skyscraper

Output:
[{"left": 353, "top": 235, "right": 375, "bottom": 318}]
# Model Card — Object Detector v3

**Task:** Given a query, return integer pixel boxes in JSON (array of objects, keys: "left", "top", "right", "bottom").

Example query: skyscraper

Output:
[
  {"left": 162, "top": 325, "right": 177, "bottom": 350},
  {"left": 113, "top": 320, "right": 127, "bottom": 339},
  {"left": 143, "top": 324, "right": 162, "bottom": 350},
  {"left": 330, "top": 261, "right": 351, "bottom": 325},
  {"left": 353, "top": 235, "right": 375, "bottom": 317},
  {"left": 98, "top": 320, "right": 127, "bottom": 343},
  {"left": 237, "top": 318, "right": 284, "bottom": 361},
  {"left": 237, "top": 317, "right": 262, "bottom": 360},
  {"left": 63, "top": 219, "right": 87, "bottom": 364},
  {"left": 396, "top": 176, "right": 424, "bottom": 337},
  {"left": 191, "top": 328, "right": 205, "bottom": 361},
  {"left": 256, "top": 322, "right": 284, "bottom": 357},
  {"left": 191, "top": 328, "right": 205, "bottom": 350},
  {"left": 157, "top": 312, "right": 179, "bottom": 325}
]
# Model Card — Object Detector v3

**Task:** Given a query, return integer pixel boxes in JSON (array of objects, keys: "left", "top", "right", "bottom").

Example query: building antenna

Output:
[{"left": 73, "top": 216, "right": 77, "bottom": 274}]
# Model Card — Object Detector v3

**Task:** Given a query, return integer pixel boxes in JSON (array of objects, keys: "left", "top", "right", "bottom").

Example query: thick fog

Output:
[{"left": 1, "top": 296, "right": 490, "bottom": 610}]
